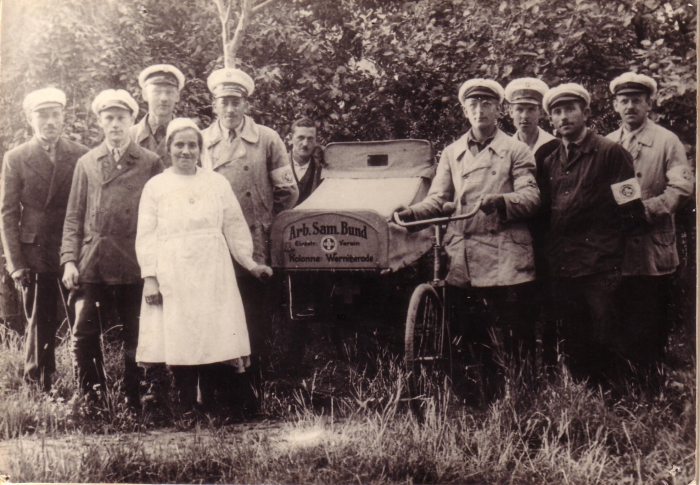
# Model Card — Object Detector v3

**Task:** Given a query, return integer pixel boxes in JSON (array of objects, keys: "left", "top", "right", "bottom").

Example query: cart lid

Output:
[
  {"left": 296, "top": 178, "right": 423, "bottom": 219},
  {"left": 322, "top": 139, "right": 434, "bottom": 179}
]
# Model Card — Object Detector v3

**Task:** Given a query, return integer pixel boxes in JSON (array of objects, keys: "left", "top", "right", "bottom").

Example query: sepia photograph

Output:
[{"left": 0, "top": 0, "right": 696, "bottom": 483}]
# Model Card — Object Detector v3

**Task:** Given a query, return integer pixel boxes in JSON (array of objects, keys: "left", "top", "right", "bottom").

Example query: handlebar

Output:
[{"left": 392, "top": 198, "right": 482, "bottom": 228}]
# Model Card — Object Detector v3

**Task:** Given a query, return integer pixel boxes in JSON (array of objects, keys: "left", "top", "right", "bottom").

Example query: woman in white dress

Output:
[{"left": 135, "top": 118, "right": 272, "bottom": 410}]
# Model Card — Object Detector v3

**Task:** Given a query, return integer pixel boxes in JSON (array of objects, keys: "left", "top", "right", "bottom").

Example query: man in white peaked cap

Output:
[
  {"left": 0, "top": 87, "right": 89, "bottom": 392},
  {"left": 61, "top": 89, "right": 163, "bottom": 407},
  {"left": 538, "top": 83, "right": 647, "bottom": 383},
  {"left": 131, "top": 64, "right": 186, "bottom": 168},
  {"left": 201, "top": 67, "right": 297, "bottom": 411},
  {"left": 606, "top": 72, "right": 694, "bottom": 375},
  {"left": 396, "top": 78, "right": 541, "bottom": 391}
]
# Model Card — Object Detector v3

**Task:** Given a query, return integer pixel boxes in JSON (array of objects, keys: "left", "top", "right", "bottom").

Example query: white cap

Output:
[
  {"left": 207, "top": 68, "right": 255, "bottom": 98},
  {"left": 609, "top": 72, "right": 657, "bottom": 97},
  {"left": 91, "top": 89, "right": 139, "bottom": 117},
  {"left": 542, "top": 83, "right": 591, "bottom": 115},
  {"left": 23, "top": 88, "right": 66, "bottom": 113},
  {"left": 165, "top": 117, "right": 202, "bottom": 146},
  {"left": 504, "top": 78, "right": 549, "bottom": 105},
  {"left": 138, "top": 64, "right": 186, "bottom": 91},
  {"left": 458, "top": 79, "right": 504, "bottom": 104}
]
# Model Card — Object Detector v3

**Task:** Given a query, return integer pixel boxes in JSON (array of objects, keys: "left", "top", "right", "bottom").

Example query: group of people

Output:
[
  {"left": 398, "top": 74, "right": 694, "bottom": 387},
  {"left": 1, "top": 65, "right": 321, "bottom": 413},
  {"left": 1, "top": 63, "right": 693, "bottom": 412}
]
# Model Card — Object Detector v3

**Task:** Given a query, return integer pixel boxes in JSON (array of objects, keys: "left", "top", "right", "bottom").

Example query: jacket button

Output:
[
  {"left": 464, "top": 234, "right": 471, "bottom": 239},
  {"left": 489, "top": 229, "right": 496, "bottom": 234},
  {"left": 100, "top": 209, "right": 106, "bottom": 213},
  {"left": 491, "top": 170, "right": 496, "bottom": 175},
  {"left": 244, "top": 166, "right": 249, "bottom": 171},
  {"left": 636, "top": 172, "right": 642, "bottom": 178},
  {"left": 565, "top": 171, "right": 570, "bottom": 175},
  {"left": 564, "top": 190, "right": 569, "bottom": 195},
  {"left": 249, "top": 225, "right": 255, "bottom": 231},
  {"left": 246, "top": 191, "right": 252, "bottom": 197}
]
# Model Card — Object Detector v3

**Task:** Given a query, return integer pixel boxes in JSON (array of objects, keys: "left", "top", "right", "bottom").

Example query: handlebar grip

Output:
[{"left": 392, "top": 198, "right": 482, "bottom": 228}]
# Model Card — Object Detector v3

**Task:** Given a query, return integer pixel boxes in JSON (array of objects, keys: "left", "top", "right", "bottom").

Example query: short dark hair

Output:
[{"left": 291, "top": 117, "right": 317, "bottom": 134}]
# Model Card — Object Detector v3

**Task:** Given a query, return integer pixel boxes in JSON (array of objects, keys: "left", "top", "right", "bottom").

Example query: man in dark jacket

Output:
[
  {"left": 0, "top": 87, "right": 89, "bottom": 392},
  {"left": 539, "top": 83, "right": 646, "bottom": 381},
  {"left": 289, "top": 117, "right": 323, "bottom": 206},
  {"left": 130, "top": 64, "right": 185, "bottom": 168},
  {"left": 61, "top": 89, "right": 163, "bottom": 405}
]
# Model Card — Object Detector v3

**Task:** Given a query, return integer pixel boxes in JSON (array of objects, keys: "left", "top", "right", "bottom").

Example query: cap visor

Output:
[{"left": 31, "top": 102, "right": 64, "bottom": 112}]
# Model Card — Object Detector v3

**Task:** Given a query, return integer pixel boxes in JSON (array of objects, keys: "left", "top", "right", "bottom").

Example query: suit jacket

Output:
[
  {"left": 1, "top": 137, "right": 89, "bottom": 274},
  {"left": 607, "top": 119, "right": 694, "bottom": 275},
  {"left": 290, "top": 147, "right": 323, "bottom": 206},
  {"left": 130, "top": 114, "right": 171, "bottom": 168},
  {"left": 61, "top": 141, "right": 163, "bottom": 284},
  {"left": 410, "top": 129, "right": 540, "bottom": 288}
]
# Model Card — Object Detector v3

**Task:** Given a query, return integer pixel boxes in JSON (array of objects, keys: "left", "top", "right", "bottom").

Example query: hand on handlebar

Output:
[{"left": 479, "top": 194, "right": 504, "bottom": 215}]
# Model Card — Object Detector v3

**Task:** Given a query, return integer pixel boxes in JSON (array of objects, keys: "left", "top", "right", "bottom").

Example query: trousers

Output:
[
  {"left": 22, "top": 273, "right": 70, "bottom": 390},
  {"left": 71, "top": 283, "right": 142, "bottom": 400}
]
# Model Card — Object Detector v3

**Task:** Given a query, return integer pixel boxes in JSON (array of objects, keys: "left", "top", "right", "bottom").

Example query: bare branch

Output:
[{"left": 252, "top": 0, "right": 277, "bottom": 14}]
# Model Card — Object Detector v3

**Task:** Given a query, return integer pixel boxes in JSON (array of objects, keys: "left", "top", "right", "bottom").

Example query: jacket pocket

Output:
[
  {"left": 651, "top": 231, "right": 675, "bottom": 247},
  {"left": 20, "top": 232, "right": 36, "bottom": 244},
  {"left": 510, "top": 228, "right": 533, "bottom": 246}
]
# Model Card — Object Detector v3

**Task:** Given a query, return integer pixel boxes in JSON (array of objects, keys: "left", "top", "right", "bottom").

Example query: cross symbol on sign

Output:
[
  {"left": 334, "top": 279, "right": 361, "bottom": 304},
  {"left": 322, "top": 238, "right": 336, "bottom": 251}
]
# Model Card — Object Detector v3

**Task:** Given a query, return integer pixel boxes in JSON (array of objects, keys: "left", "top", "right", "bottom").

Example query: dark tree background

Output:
[{"left": 0, "top": 0, "right": 696, "bottom": 322}]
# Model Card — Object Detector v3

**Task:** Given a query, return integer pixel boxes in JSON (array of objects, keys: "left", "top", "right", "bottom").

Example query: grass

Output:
[{"left": 0, "top": 317, "right": 696, "bottom": 484}]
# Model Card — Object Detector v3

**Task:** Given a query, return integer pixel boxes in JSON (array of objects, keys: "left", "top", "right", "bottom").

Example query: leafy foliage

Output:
[{"left": 1, "top": 0, "right": 696, "bottom": 154}]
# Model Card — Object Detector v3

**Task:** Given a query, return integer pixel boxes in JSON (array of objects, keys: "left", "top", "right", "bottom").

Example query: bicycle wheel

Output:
[{"left": 404, "top": 283, "right": 451, "bottom": 414}]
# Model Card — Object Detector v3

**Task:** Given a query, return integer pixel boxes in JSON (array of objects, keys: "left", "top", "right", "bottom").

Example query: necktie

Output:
[
  {"left": 154, "top": 125, "right": 166, "bottom": 146},
  {"left": 567, "top": 143, "right": 578, "bottom": 162},
  {"left": 112, "top": 148, "right": 121, "bottom": 161},
  {"left": 620, "top": 132, "right": 634, "bottom": 152},
  {"left": 227, "top": 129, "right": 236, "bottom": 144}
]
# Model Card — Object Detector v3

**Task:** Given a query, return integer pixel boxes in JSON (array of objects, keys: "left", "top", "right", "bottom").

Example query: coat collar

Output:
[
  {"left": 46, "top": 138, "right": 77, "bottom": 205},
  {"left": 25, "top": 137, "right": 55, "bottom": 183},
  {"left": 610, "top": 118, "right": 656, "bottom": 148},
  {"left": 133, "top": 115, "right": 153, "bottom": 145},
  {"left": 455, "top": 128, "right": 510, "bottom": 161},
  {"left": 204, "top": 115, "right": 260, "bottom": 149}
]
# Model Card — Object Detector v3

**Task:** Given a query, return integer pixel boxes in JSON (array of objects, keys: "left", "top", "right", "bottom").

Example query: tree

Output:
[{"left": 211, "top": 0, "right": 278, "bottom": 68}]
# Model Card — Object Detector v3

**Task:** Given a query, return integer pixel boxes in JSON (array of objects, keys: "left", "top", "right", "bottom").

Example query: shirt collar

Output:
[
  {"left": 621, "top": 118, "right": 647, "bottom": 140},
  {"left": 562, "top": 127, "right": 588, "bottom": 150},
  {"left": 35, "top": 135, "right": 58, "bottom": 152},
  {"left": 147, "top": 114, "right": 171, "bottom": 136},
  {"left": 466, "top": 127, "right": 496, "bottom": 147},
  {"left": 105, "top": 140, "right": 128, "bottom": 157},
  {"left": 220, "top": 118, "right": 246, "bottom": 141}
]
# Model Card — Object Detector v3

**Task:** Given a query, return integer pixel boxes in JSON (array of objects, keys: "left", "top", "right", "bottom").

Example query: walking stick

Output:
[{"left": 57, "top": 278, "right": 77, "bottom": 386}]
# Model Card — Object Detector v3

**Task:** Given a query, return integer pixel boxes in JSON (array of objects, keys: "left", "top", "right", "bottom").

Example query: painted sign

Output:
[{"left": 271, "top": 211, "right": 389, "bottom": 269}]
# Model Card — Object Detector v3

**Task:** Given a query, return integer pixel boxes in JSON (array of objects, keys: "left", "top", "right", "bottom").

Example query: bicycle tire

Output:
[{"left": 404, "top": 283, "right": 451, "bottom": 413}]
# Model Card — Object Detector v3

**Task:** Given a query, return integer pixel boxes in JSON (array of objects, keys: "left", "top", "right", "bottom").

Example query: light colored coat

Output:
[
  {"left": 607, "top": 119, "right": 694, "bottom": 275},
  {"left": 201, "top": 116, "right": 298, "bottom": 265},
  {"left": 136, "top": 169, "right": 256, "bottom": 365},
  {"left": 411, "top": 129, "right": 540, "bottom": 287}
]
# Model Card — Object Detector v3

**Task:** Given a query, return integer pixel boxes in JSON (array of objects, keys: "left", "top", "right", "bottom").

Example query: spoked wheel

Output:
[{"left": 404, "top": 283, "right": 451, "bottom": 418}]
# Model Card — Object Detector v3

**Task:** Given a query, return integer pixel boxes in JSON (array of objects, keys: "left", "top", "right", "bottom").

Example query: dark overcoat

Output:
[{"left": 61, "top": 141, "right": 163, "bottom": 284}]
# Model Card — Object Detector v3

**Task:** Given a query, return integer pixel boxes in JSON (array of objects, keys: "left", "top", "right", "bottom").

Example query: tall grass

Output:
[{"left": 1, "top": 321, "right": 696, "bottom": 484}]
